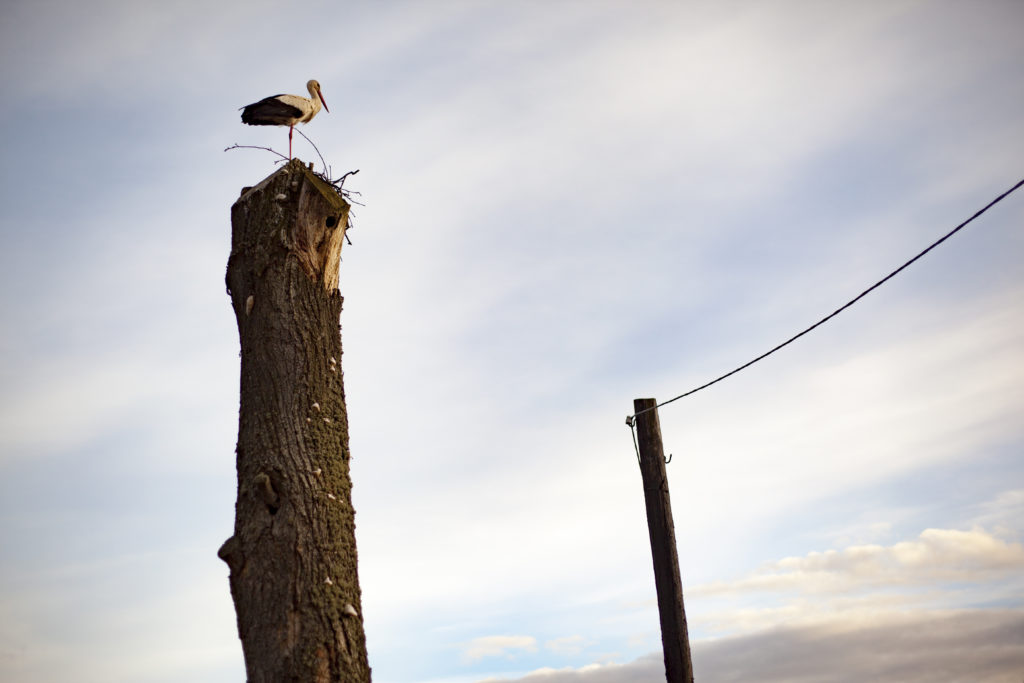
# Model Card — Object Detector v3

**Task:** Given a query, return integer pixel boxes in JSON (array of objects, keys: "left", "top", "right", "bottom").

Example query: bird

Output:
[{"left": 241, "top": 79, "right": 329, "bottom": 159}]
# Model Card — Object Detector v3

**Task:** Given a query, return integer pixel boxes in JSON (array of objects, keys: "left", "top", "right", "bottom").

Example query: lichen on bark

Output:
[{"left": 221, "top": 160, "right": 370, "bottom": 682}]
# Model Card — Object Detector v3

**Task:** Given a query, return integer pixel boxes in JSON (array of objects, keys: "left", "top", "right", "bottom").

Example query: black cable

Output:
[{"left": 626, "top": 176, "right": 1024, "bottom": 427}]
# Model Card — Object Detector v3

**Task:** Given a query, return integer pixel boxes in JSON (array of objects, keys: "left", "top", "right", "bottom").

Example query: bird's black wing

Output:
[{"left": 240, "top": 96, "right": 303, "bottom": 125}]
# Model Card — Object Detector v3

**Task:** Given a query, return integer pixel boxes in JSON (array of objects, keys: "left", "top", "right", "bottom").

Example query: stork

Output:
[{"left": 241, "top": 79, "right": 329, "bottom": 159}]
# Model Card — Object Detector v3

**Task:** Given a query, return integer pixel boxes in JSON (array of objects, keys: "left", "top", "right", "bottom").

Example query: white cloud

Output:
[
  {"left": 1, "top": 3, "right": 1023, "bottom": 683},
  {"left": 823, "top": 520, "right": 894, "bottom": 549},
  {"left": 478, "top": 654, "right": 663, "bottom": 683},
  {"left": 970, "top": 489, "right": 1024, "bottom": 540},
  {"left": 696, "top": 608, "right": 1024, "bottom": 683},
  {"left": 658, "top": 289, "right": 1024, "bottom": 534},
  {"left": 693, "top": 526, "right": 1024, "bottom": 598},
  {"left": 357, "top": 286, "right": 1024, "bottom": 656},
  {"left": 463, "top": 636, "right": 538, "bottom": 663},
  {"left": 483, "top": 609, "right": 1024, "bottom": 683},
  {"left": 544, "top": 636, "right": 593, "bottom": 657},
  {"left": 0, "top": 549, "right": 240, "bottom": 683}
]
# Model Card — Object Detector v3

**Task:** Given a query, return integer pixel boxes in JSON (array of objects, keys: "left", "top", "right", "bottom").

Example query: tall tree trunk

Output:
[{"left": 219, "top": 159, "right": 370, "bottom": 682}]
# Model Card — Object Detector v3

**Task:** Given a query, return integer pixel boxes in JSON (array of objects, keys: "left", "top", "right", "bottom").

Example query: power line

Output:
[{"left": 626, "top": 176, "right": 1024, "bottom": 427}]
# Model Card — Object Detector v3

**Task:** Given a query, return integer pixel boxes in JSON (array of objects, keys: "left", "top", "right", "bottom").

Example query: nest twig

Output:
[{"left": 226, "top": 135, "right": 362, "bottom": 243}]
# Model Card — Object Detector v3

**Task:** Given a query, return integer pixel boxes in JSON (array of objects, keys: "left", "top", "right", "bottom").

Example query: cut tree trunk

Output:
[{"left": 219, "top": 159, "right": 370, "bottom": 682}]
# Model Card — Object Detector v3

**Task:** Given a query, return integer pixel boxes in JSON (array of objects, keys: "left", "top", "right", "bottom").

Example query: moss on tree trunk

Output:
[{"left": 220, "top": 159, "right": 370, "bottom": 682}]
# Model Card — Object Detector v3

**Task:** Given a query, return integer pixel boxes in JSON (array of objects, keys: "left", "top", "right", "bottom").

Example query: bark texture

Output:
[
  {"left": 634, "top": 398, "right": 694, "bottom": 683},
  {"left": 220, "top": 159, "right": 370, "bottom": 682}
]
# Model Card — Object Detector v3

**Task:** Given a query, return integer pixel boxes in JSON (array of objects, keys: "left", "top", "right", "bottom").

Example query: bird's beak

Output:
[{"left": 318, "top": 87, "right": 329, "bottom": 113}]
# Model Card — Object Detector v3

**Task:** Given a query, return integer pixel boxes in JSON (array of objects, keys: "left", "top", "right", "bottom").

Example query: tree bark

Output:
[{"left": 220, "top": 159, "right": 370, "bottom": 682}]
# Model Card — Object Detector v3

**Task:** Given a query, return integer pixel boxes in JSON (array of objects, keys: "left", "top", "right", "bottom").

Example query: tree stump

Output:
[{"left": 219, "top": 159, "right": 370, "bottom": 682}]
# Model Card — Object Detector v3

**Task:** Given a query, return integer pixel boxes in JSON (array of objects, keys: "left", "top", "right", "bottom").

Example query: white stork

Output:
[{"left": 241, "top": 79, "right": 329, "bottom": 159}]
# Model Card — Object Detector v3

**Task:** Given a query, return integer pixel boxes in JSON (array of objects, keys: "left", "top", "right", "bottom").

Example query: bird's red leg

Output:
[{"left": 289, "top": 126, "right": 294, "bottom": 159}]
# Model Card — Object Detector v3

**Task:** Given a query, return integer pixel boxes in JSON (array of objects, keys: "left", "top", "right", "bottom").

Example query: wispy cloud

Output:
[
  {"left": 696, "top": 608, "right": 1024, "bottom": 683},
  {"left": 970, "top": 489, "right": 1024, "bottom": 539},
  {"left": 694, "top": 526, "right": 1024, "bottom": 598},
  {"left": 1, "top": 2, "right": 1022, "bottom": 683},
  {"left": 0, "top": 548, "right": 239, "bottom": 683},
  {"left": 543, "top": 636, "right": 593, "bottom": 657},
  {"left": 478, "top": 654, "right": 663, "bottom": 683},
  {"left": 462, "top": 636, "right": 538, "bottom": 663},
  {"left": 483, "top": 610, "right": 1024, "bottom": 683}
]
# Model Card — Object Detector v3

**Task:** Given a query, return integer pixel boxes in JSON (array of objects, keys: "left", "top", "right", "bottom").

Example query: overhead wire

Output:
[{"left": 626, "top": 176, "right": 1024, "bottom": 429}]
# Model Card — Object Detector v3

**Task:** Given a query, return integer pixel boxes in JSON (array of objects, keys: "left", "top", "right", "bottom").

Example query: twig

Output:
[
  {"left": 224, "top": 143, "right": 289, "bottom": 163},
  {"left": 295, "top": 129, "right": 328, "bottom": 174},
  {"left": 332, "top": 169, "right": 360, "bottom": 190},
  {"left": 227, "top": 139, "right": 364, "bottom": 238}
]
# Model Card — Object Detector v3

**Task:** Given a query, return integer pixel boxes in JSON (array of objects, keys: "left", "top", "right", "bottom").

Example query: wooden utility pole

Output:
[
  {"left": 633, "top": 398, "right": 694, "bottom": 683},
  {"left": 219, "top": 159, "right": 370, "bottom": 682}
]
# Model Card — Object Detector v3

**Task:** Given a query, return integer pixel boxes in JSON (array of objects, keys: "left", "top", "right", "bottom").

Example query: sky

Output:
[{"left": 1, "top": 1, "right": 1023, "bottom": 681}]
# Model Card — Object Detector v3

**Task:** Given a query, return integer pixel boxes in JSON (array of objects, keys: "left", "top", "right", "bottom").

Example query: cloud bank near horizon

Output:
[
  {"left": 479, "top": 608, "right": 1024, "bottom": 683},
  {"left": 471, "top": 514, "right": 1024, "bottom": 682}
]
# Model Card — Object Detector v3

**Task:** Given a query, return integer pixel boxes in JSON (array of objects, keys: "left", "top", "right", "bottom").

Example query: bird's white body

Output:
[
  {"left": 241, "top": 79, "right": 329, "bottom": 157},
  {"left": 267, "top": 92, "right": 322, "bottom": 125}
]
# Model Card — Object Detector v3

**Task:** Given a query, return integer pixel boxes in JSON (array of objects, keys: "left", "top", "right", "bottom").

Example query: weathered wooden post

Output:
[
  {"left": 219, "top": 159, "right": 370, "bottom": 682},
  {"left": 633, "top": 398, "right": 694, "bottom": 683}
]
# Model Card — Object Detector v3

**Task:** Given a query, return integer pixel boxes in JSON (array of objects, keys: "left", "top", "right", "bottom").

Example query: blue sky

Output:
[{"left": 1, "top": 1, "right": 1023, "bottom": 681}]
